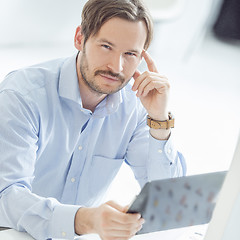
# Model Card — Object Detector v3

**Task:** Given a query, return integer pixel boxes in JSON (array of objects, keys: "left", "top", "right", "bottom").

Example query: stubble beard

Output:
[{"left": 79, "top": 48, "right": 131, "bottom": 96}]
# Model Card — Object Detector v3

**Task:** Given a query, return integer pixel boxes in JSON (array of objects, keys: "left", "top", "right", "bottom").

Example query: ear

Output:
[{"left": 74, "top": 25, "right": 84, "bottom": 51}]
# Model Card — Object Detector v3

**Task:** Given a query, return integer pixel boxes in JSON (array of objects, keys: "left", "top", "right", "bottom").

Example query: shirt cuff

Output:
[
  {"left": 147, "top": 133, "right": 178, "bottom": 181},
  {"left": 149, "top": 133, "right": 177, "bottom": 163},
  {"left": 50, "top": 203, "right": 80, "bottom": 239}
]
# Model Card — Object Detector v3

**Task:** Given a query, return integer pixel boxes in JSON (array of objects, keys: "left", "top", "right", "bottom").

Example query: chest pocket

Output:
[{"left": 89, "top": 156, "right": 124, "bottom": 199}]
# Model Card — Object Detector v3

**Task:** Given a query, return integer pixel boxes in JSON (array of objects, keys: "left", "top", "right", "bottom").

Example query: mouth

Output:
[{"left": 99, "top": 73, "right": 120, "bottom": 82}]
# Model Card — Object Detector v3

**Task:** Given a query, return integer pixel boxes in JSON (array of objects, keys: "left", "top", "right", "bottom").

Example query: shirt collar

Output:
[
  {"left": 59, "top": 53, "right": 123, "bottom": 117},
  {"left": 93, "top": 90, "right": 123, "bottom": 118},
  {"left": 59, "top": 53, "right": 82, "bottom": 105}
]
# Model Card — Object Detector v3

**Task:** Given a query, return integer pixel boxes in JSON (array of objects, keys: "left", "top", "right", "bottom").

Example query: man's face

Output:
[{"left": 78, "top": 17, "right": 147, "bottom": 95}]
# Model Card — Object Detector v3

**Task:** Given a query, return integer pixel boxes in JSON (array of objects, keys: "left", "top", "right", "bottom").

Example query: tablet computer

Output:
[{"left": 127, "top": 171, "right": 226, "bottom": 234}]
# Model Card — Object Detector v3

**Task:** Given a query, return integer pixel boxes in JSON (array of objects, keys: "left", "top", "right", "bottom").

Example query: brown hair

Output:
[{"left": 81, "top": 0, "right": 153, "bottom": 49}]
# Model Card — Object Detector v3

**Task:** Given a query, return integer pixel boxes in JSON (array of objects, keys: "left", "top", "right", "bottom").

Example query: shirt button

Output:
[
  {"left": 168, "top": 149, "right": 172, "bottom": 154},
  {"left": 61, "top": 231, "right": 66, "bottom": 237},
  {"left": 158, "top": 149, "right": 163, "bottom": 153},
  {"left": 78, "top": 146, "right": 83, "bottom": 150},
  {"left": 71, "top": 178, "right": 76, "bottom": 183}
]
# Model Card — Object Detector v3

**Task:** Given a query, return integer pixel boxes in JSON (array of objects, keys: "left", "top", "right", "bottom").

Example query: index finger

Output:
[{"left": 142, "top": 50, "right": 158, "bottom": 73}]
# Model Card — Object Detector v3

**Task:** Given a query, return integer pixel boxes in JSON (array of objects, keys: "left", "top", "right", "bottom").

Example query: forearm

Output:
[
  {"left": 150, "top": 128, "right": 171, "bottom": 140},
  {"left": 74, "top": 207, "right": 96, "bottom": 235},
  {"left": 0, "top": 185, "right": 79, "bottom": 240}
]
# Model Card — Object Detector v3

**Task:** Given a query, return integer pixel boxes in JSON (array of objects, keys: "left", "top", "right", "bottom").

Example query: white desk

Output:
[
  {"left": 0, "top": 229, "right": 34, "bottom": 240},
  {"left": 0, "top": 225, "right": 207, "bottom": 240}
]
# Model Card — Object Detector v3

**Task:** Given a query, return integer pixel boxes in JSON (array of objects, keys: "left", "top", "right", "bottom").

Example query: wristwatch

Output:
[{"left": 147, "top": 112, "right": 174, "bottom": 129}]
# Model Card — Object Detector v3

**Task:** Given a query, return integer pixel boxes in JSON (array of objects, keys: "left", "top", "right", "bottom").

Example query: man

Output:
[{"left": 0, "top": 0, "right": 186, "bottom": 239}]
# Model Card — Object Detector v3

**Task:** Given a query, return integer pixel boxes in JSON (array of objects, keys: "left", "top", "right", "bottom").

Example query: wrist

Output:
[
  {"left": 147, "top": 112, "right": 174, "bottom": 130},
  {"left": 147, "top": 112, "right": 174, "bottom": 140},
  {"left": 147, "top": 112, "right": 168, "bottom": 121},
  {"left": 150, "top": 128, "right": 171, "bottom": 140},
  {"left": 75, "top": 207, "right": 96, "bottom": 235}
]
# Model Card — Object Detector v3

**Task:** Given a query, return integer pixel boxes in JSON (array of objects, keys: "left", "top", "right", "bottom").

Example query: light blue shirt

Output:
[{"left": 0, "top": 54, "right": 186, "bottom": 239}]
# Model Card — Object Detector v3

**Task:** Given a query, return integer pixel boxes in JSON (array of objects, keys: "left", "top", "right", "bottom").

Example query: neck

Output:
[
  {"left": 76, "top": 54, "right": 106, "bottom": 112},
  {"left": 79, "top": 85, "right": 106, "bottom": 112}
]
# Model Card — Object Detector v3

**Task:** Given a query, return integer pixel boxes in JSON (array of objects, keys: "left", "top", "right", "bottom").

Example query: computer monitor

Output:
[{"left": 204, "top": 133, "right": 240, "bottom": 240}]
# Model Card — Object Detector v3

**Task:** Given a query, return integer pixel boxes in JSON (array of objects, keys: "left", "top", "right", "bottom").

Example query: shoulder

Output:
[{"left": 0, "top": 57, "right": 67, "bottom": 96}]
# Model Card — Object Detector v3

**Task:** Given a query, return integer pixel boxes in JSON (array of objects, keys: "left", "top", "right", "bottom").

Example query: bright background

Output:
[{"left": 0, "top": 0, "right": 240, "bottom": 206}]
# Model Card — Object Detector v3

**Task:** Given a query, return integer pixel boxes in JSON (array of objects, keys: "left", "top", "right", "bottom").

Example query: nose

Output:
[{"left": 107, "top": 54, "right": 123, "bottom": 74}]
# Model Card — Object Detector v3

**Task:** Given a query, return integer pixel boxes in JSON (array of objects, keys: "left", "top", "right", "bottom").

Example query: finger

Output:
[
  {"left": 132, "top": 69, "right": 141, "bottom": 91},
  {"left": 111, "top": 217, "right": 145, "bottom": 228},
  {"left": 108, "top": 218, "right": 145, "bottom": 235},
  {"left": 136, "top": 77, "right": 152, "bottom": 97},
  {"left": 105, "top": 224, "right": 142, "bottom": 238},
  {"left": 105, "top": 202, "right": 141, "bottom": 224},
  {"left": 106, "top": 201, "right": 126, "bottom": 212},
  {"left": 143, "top": 82, "right": 158, "bottom": 97},
  {"left": 132, "top": 71, "right": 150, "bottom": 91},
  {"left": 105, "top": 227, "right": 137, "bottom": 237},
  {"left": 141, "top": 80, "right": 169, "bottom": 97},
  {"left": 133, "top": 71, "right": 160, "bottom": 93},
  {"left": 133, "top": 69, "right": 141, "bottom": 80},
  {"left": 112, "top": 212, "right": 141, "bottom": 225},
  {"left": 142, "top": 50, "right": 158, "bottom": 73}
]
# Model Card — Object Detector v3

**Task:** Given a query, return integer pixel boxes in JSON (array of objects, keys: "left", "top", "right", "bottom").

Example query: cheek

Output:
[
  {"left": 88, "top": 43, "right": 117, "bottom": 68},
  {"left": 84, "top": 45, "right": 104, "bottom": 70},
  {"left": 90, "top": 54, "right": 110, "bottom": 72},
  {"left": 123, "top": 58, "right": 141, "bottom": 77}
]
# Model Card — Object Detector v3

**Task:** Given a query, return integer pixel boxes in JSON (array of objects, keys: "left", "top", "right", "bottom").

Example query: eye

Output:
[
  {"left": 125, "top": 52, "right": 136, "bottom": 57},
  {"left": 101, "top": 44, "right": 111, "bottom": 50}
]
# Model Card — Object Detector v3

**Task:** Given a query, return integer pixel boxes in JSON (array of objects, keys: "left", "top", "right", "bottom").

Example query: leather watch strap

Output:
[{"left": 147, "top": 112, "right": 174, "bottom": 129}]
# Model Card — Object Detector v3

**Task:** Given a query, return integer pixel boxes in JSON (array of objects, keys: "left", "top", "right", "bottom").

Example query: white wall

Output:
[{"left": 0, "top": 0, "right": 84, "bottom": 46}]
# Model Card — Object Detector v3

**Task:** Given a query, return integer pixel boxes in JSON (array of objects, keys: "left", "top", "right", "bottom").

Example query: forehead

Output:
[{"left": 92, "top": 17, "right": 147, "bottom": 51}]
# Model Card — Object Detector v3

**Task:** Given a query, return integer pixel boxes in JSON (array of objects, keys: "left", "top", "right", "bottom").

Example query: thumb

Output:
[
  {"left": 106, "top": 200, "right": 126, "bottom": 213},
  {"left": 123, "top": 204, "right": 130, "bottom": 213}
]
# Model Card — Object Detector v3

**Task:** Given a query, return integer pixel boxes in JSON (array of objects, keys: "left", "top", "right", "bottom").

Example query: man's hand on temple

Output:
[
  {"left": 75, "top": 200, "right": 145, "bottom": 240},
  {"left": 132, "top": 50, "right": 170, "bottom": 122},
  {"left": 132, "top": 50, "right": 171, "bottom": 140}
]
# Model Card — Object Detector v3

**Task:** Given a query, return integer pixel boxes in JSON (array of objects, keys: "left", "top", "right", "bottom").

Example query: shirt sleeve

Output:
[
  {"left": 147, "top": 133, "right": 187, "bottom": 182},
  {"left": 125, "top": 107, "right": 186, "bottom": 188},
  {"left": 0, "top": 90, "right": 79, "bottom": 240}
]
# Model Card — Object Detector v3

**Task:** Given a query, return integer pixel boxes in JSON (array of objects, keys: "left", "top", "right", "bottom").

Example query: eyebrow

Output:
[{"left": 97, "top": 38, "right": 141, "bottom": 55}]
